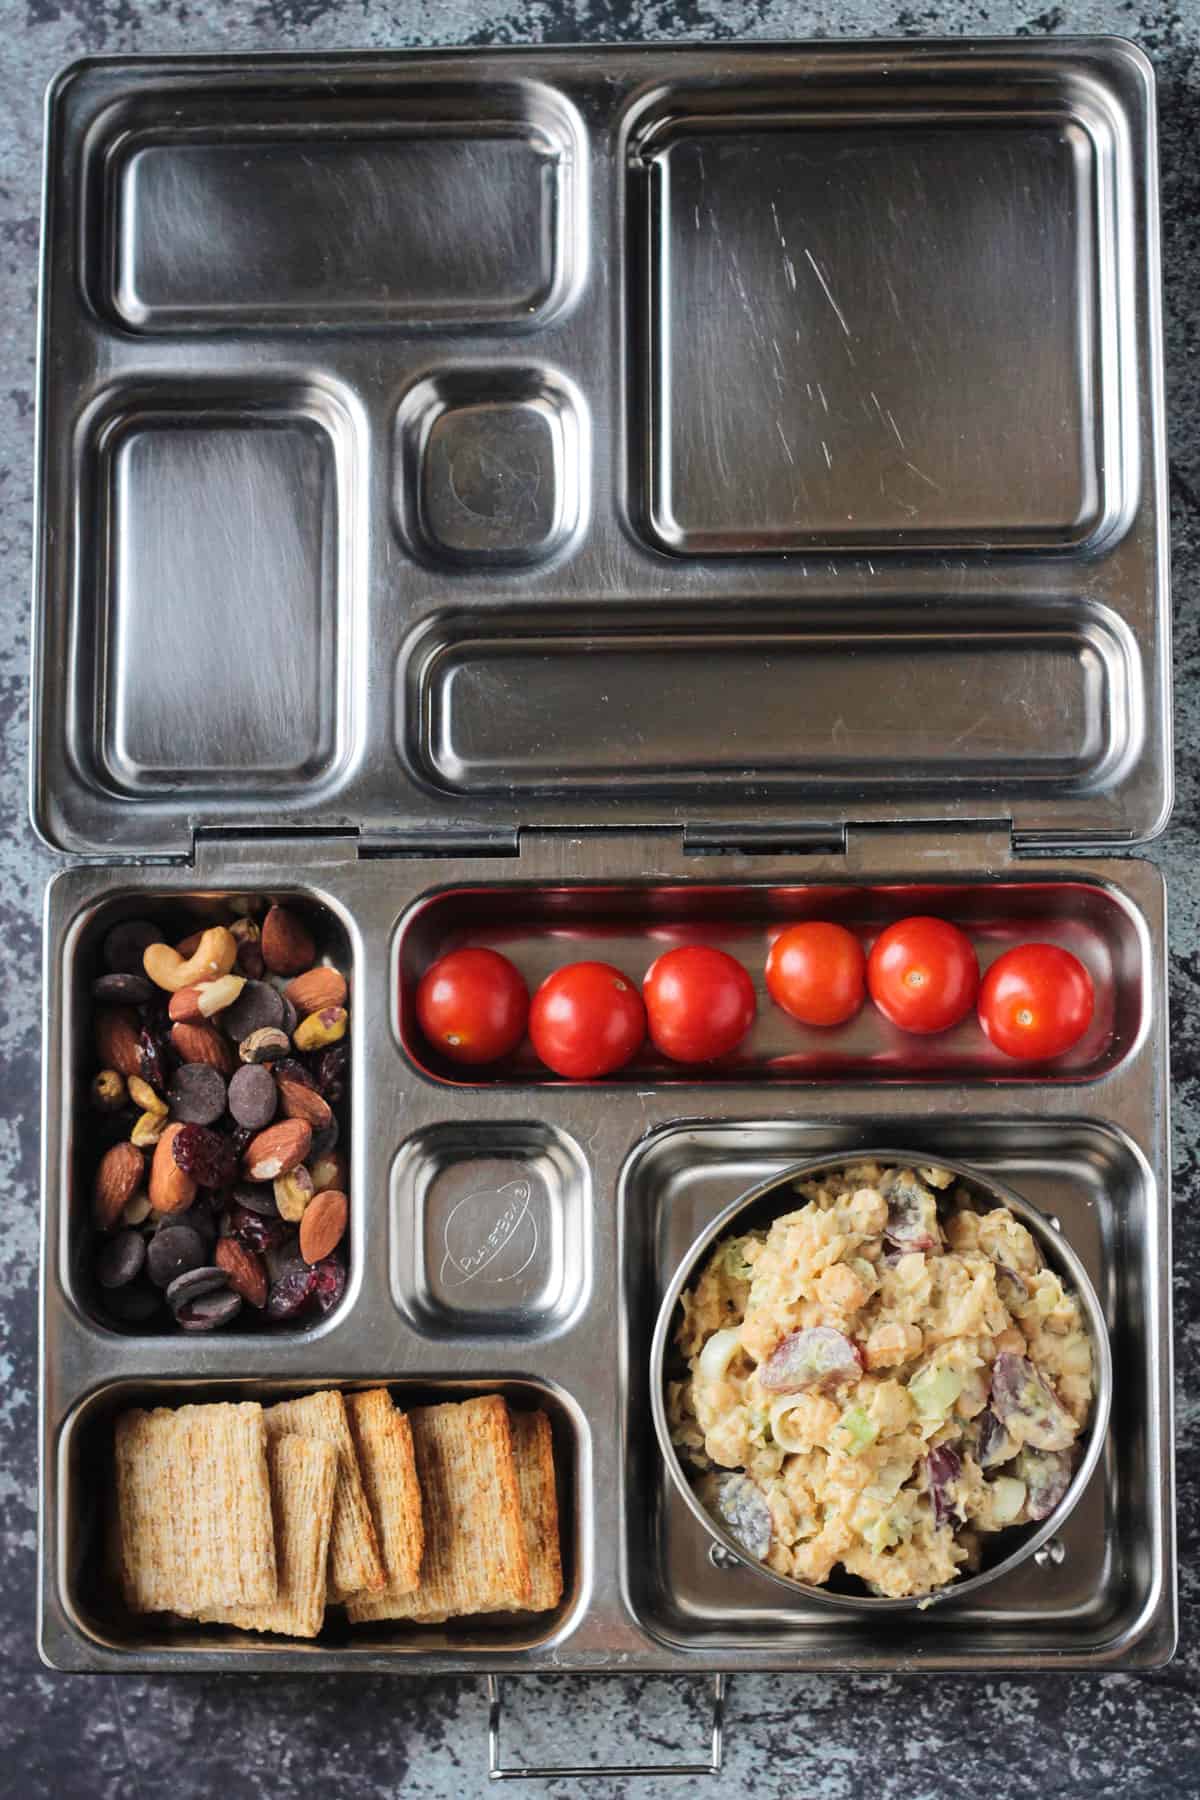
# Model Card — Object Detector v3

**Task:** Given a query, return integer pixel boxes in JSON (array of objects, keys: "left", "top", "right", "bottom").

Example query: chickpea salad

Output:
[{"left": 667, "top": 1161, "right": 1095, "bottom": 1600}]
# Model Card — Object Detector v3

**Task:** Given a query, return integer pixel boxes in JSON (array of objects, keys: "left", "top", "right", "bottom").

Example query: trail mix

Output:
[{"left": 89, "top": 903, "right": 350, "bottom": 1331}]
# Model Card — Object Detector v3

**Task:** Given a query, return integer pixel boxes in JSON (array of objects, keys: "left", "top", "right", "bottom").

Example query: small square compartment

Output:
[
  {"left": 395, "top": 368, "right": 584, "bottom": 566},
  {"left": 392, "top": 1124, "right": 590, "bottom": 1337}
]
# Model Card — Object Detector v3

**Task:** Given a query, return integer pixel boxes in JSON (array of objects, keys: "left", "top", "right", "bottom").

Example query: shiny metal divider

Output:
[{"left": 39, "top": 829, "right": 1174, "bottom": 1671}]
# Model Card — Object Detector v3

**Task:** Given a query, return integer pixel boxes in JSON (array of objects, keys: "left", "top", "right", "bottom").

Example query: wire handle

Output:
[{"left": 486, "top": 1673, "right": 727, "bottom": 1781}]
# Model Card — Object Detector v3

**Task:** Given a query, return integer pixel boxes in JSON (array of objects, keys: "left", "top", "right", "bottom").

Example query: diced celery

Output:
[
  {"left": 720, "top": 1238, "right": 754, "bottom": 1282},
  {"left": 837, "top": 1404, "right": 879, "bottom": 1456},
  {"left": 908, "top": 1363, "right": 965, "bottom": 1421}
]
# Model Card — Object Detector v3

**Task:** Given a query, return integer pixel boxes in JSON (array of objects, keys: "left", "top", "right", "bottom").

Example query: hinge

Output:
[
  {"left": 192, "top": 826, "right": 361, "bottom": 875},
  {"left": 682, "top": 823, "right": 847, "bottom": 856},
  {"left": 843, "top": 819, "right": 1015, "bottom": 873}
]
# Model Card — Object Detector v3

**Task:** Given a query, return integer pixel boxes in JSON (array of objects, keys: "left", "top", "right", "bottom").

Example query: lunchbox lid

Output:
[{"left": 30, "top": 41, "right": 1172, "bottom": 859}]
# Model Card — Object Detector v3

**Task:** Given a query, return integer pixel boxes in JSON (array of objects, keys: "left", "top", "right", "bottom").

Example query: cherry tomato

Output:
[
  {"left": 977, "top": 943, "right": 1094, "bottom": 1061},
  {"left": 867, "top": 916, "right": 979, "bottom": 1035},
  {"left": 642, "top": 946, "right": 757, "bottom": 1063},
  {"left": 765, "top": 922, "right": 867, "bottom": 1028},
  {"left": 529, "top": 961, "right": 645, "bottom": 1079},
  {"left": 416, "top": 947, "right": 529, "bottom": 1066}
]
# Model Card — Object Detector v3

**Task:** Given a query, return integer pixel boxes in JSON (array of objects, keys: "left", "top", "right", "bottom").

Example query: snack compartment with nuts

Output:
[{"left": 70, "top": 891, "right": 353, "bottom": 1334}]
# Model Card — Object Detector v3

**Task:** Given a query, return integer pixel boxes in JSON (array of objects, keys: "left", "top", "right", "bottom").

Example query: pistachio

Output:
[
  {"left": 92, "top": 1069, "right": 127, "bottom": 1114},
  {"left": 293, "top": 1006, "right": 348, "bottom": 1052},
  {"left": 274, "top": 1165, "right": 314, "bottom": 1222},
  {"left": 131, "top": 1109, "right": 168, "bottom": 1148},
  {"left": 240, "top": 1026, "right": 291, "bottom": 1064},
  {"left": 127, "top": 1075, "right": 168, "bottom": 1118}
]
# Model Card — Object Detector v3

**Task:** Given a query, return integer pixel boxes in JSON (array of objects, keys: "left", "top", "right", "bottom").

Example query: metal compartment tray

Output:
[
  {"left": 33, "top": 38, "right": 1174, "bottom": 1678},
  {"left": 39, "top": 831, "right": 1174, "bottom": 1671}
]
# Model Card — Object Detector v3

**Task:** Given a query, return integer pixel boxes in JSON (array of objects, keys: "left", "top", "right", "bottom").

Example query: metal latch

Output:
[{"left": 485, "top": 1674, "right": 726, "bottom": 1781}]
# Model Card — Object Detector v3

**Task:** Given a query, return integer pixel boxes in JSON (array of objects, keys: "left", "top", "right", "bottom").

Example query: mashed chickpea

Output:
[{"left": 667, "top": 1161, "right": 1094, "bottom": 1600}]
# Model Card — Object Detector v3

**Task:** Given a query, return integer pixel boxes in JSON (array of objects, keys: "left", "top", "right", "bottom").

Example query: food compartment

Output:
[
  {"left": 619, "top": 1118, "right": 1167, "bottom": 1663},
  {"left": 395, "top": 368, "right": 585, "bottom": 567},
  {"left": 396, "top": 877, "right": 1145, "bottom": 1084},
  {"left": 50, "top": 1375, "right": 585, "bottom": 1662},
  {"left": 92, "top": 85, "right": 584, "bottom": 330},
  {"left": 62, "top": 888, "right": 356, "bottom": 1335},
  {"left": 628, "top": 71, "right": 1134, "bottom": 554},
  {"left": 69, "top": 381, "right": 360, "bottom": 817},
  {"left": 403, "top": 601, "right": 1140, "bottom": 803},
  {"left": 392, "top": 1123, "right": 591, "bottom": 1338}
]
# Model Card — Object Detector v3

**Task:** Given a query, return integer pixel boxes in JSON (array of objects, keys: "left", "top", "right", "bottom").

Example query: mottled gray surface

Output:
[{"left": 2, "top": 0, "right": 1198, "bottom": 1794}]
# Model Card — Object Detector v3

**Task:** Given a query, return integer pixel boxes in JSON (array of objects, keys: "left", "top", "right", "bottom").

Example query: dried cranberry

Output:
[
  {"left": 171, "top": 1123, "right": 237, "bottom": 1189},
  {"left": 228, "top": 1124, "right": 253, "bottom": 1159},
  {"left": 272, "top": 1056, "right": 316, "bottom": 1090},
  {"left": 227, "top": 1203, "right": 289, "bottom": 1253},
  {"left": 310, "top": 1257, "right": 346, "bottom": 1315},
  {"left": 266, "top": 1262, "right": 318, "bottom": 1320},
  {"left": 137, "top": 1025, "right": 171, "bottom": 1095},
  {"left": 311, "top": 1045, "right": 348, "bottom": 1105}
]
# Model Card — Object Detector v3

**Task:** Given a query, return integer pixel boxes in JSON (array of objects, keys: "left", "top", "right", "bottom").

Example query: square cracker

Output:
[
  {"left": 343, "top": 1389, "right": 424, "bottom": 1602},
  {"left": 196, "top": 1434, "right": 337, "bottom": 1639},
  {"left": 115, "top": 1402, "right": 276, "bottom": 1615},
  {"left": 114, "top": 1408, "right": 183, "bottom": 1614},
  {"left": 264, "top": 1391, "right": 385, "bottom": 1601},
  {"left": 509, "top": 1410, "right": 563, "bottom": 1615},
  {"left": 172, "top": 1401, "right": 277, "bottom": 1612},
  {"left": 348, "top": 1395, "right": 529, "bottom": 1624}
]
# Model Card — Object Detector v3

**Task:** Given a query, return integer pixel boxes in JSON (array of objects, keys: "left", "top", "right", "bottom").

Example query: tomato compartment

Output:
[{"left": 395, "top": 877, "right": 1144, "bottom": 1084}]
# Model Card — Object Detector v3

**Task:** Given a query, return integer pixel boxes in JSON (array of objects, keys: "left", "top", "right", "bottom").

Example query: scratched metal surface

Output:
[{"left": 4, "top": 8, "right": 1199, "bottom": 1800}]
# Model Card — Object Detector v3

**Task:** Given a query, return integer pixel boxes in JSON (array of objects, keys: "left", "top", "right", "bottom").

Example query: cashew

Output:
[{"left": 143, "top": 926, "right": 237, "bottom": 994}]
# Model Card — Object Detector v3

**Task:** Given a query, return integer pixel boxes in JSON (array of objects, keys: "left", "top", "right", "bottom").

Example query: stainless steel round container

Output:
[{"left": 650, "top": 1149, "right": 1113, "bottom": 1611}]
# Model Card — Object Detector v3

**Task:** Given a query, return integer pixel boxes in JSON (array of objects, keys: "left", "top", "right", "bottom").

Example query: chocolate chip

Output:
[
  {"left": 227, "top": 1064, "right": 277, "bottom": 1131},
  {"left": 95, "top": 1229, "right": 146, "bottom": 1289},
  {"left": 165, "top": 1266, "right": 229, "bottom": 1312},
  {"left": 221, "top": 980, "right": 285, "bottom": 1042},
  {"left": 102, "top": 919, "right": 164, "bottom": 975},
  {"left": 146, "top": 1225, "right": 206, "bottom": 1288},
  {"left": 102, "top": 1280, "right": 162, "bottom": 1324},
  {"left": 231, "top": 1181, "right": 279, "bottom": 1218},
  {"left": 92, "top": 972, "right": 154, "bottom": 1006},
  {"left": 279, "top": 995, "right": 299, "bottom": 1038},
  {"left": 170, "top": 1202, "right": 217, "bottom": 1248},
  {"left": 177, "top": 1288, "right": 243, "bottom": 1331},
  {"left": 167, "top": 1062, "right": 227, "bottom": 1126}
]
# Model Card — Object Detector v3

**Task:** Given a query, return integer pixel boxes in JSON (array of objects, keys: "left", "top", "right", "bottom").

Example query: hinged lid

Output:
[{"left": 31, "top": 42, "right": 1171, "bottom": 860}]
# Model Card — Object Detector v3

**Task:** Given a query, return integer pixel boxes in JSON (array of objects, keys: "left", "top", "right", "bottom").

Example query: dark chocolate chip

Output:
[
  {"left": 309, "top": 1116, "right": 339, "bottom": 1158},
  {"left": 231, "top": 1181, "right": 279, "bottom": 1218},
  {"left": 278, "top": 995, "right": 299, "bottom": 1038},
  {"left": 167, "top": 1062, "right": 227, "bottom": 1126},
  {"left": 95, "top": 1229, "right": 147, "bottom": 1289},
  {"left": 227, "top": 1064, "right": 277, "bottom": 1131},
  {"left": 221, "top": 980, "right": 285, "bottom": 1042},
  {"left": 102, "top": 919, "right": 164, "bottom": 976},
  {"left": 165, "top": 1266, "right": 229, "bottom": 1312},
  {"left": 170, "top": 1202, "right": 218, "bottom": 1248},
  {"left": 92, "top": 972, "right": 154, "bottom": 1006},
  {"left": 177, "top": 1289, "right": 243, "bottom": 1331},
  {"left": 146, "top": 1224, "right": 206, "bottom": 1288}
]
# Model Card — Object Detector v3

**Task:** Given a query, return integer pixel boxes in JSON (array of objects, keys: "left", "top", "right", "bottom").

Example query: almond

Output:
[
  {"left": 215, "top": 1237, "right": 268, "bottom": 1309},
  {"left": 93, "top": 1141, "right": 145, "bottom": 1230},
  {"left": 168, "top": 986, "right": 205, "bottom": 1023},
  {"left": 170, "top": 1020, "right": 236, "bottom": 1076},
  {"left": 150, "top": 1122, "right": 197, "bottom": 1214},
  {"left": 261, "top": 905, "right": 316, "bottom": 977},
  {"left": 95, "top": 1005, "right": 142, "bottom": 1079},
  {"left": 310, "top": 1148, "right": 348, "bottom": 1194},
  {"left": 243, "top": 1118, "right": 312, "bottom": 1183},
  {"left": 284, "top": 965, "right": 347, "bottom": 1018},
  {"left": 299, "top": 1189, "right": 348, "bottom": 1264},
  {"left": 275, "top": 1075, "right": 332, "bottom": 1131}
]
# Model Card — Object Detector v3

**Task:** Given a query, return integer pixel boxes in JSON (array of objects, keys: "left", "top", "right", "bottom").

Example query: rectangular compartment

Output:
[
  {"left": 96, "top": 86, "right": 582, "bottom": 331},
  {"left": 619, "top": 1118, "right": 1169, "bottom": 1665},
  {"left": 61, "top": 887, "right": 357, "bottom": 1337},
  {"left": 629, "top": 71, "right": 1134, "bottom": 554},
  {"left": 71, "top": 381, "right": 360, "bottom": 809},
  {"left": 396, "top": 876, "right": 1146, "bottom": 1084},
  {"left": 391, "top": 1122, "right": 591, "bottom": 1338},
  {"left": 404, "top": 603, "right": 1140, "bottom": 801},
  {"left": 54, "top": 1376, "right": 584, "bottom": 1659}
]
